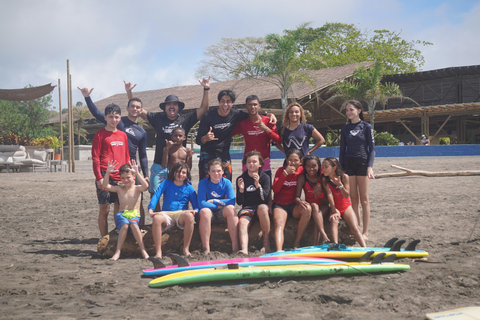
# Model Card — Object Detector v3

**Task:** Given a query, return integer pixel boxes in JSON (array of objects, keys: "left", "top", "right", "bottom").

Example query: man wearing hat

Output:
[{"left": 126, "top": 76, "right": 211, "bottom": 195}]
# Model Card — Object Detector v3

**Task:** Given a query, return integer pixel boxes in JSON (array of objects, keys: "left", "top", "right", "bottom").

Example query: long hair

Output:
[
  {"left": 323, "top": 157, "right": 344, "bottom": 177},
  {"left": 343, "top": 100, "right": 364, "bottom": 123},
  {"left": 167, "top": 161, "right": 191, "bottom": 183},
  {"left": 280, "top": 102, "right": 306, "bottom": 141}
]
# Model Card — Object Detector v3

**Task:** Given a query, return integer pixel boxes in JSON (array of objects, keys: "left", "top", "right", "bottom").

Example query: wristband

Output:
[
  {"left": 204, "top": 87, "right": 210, "bottom": 91},
  {"left": 283, "top": 170, "right": 288, "bottom": 176},
  {"left": 338, "top": 185, "right": 343, "bottom": 189}
]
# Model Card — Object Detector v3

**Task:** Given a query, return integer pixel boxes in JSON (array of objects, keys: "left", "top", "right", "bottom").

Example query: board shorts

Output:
[
  {"left": 238, "top": 205, "right": 269, "bottom": 222},
  {"left": 115, "top": 209, "right": 141, "bottom": 230},
  {"left": 344, "top": 157, "right": 368, "bottom": 176},
  {"left": 272, "top": 203, "right": 296, "bottom": 218},
  {"left": 197, "top": 207, "right": 230, "bottom": 224},
  {"left": 198, "top": 152, "right": 232, "bottom": 181},
  {"left": 156, "top": 210, "right": 189, "bottom": 232},
  {"left": 95, "top": 172, "right": 119, "bottom": 205},
  {"left": 149, "top": 163, "right": 169, "bottom": 193}
]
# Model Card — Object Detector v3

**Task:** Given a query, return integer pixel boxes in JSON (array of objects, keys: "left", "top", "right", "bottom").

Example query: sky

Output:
[{"left": 1, "top": 0, "right": 480, "bottom": 111}]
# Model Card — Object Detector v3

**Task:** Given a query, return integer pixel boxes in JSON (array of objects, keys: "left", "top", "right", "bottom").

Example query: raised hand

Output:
[
  {"left": 285, "top": 165, "right": 297, "bottom": 175},
  {"left": 254, "top": 120, "right": 269, "bottom": 132},
  {"left": 237, "top": 177, "right": 244, "bottom": 192},
  {"left": 164, "top": 139, "right": 175, "bottom": 150},
  {"left": 124, "top": 80, "right": 137, "bottom": 92},
  {"left": 130, "top": 159, "right": 139, "bottom": 175},
  {"left": 106, "top": 160, "right": 119, "bottom": 174},
  {"left": 77, "top": 87, "right": 94, "bottom": 97},
  {"left": 252, "top": 172, "right": 260, "bottom": 188},
  {"left": 203, "top": 127, "right": 218, "bottom": 143},
  {"left": 198, "top": 75, "right": 211, "bottom": 89},
  {"left": 186, "top": 148, "right": 194, "bottom": 157}
]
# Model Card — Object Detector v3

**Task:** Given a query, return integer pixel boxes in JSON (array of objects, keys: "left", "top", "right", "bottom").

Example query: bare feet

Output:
[
  {"left": 320, "top": 233, "right": 330, "bottom": 244},
  {"left": 141, "top": 250, "right": 149, "bottom": 259},
  {"left": 183, "top": 249, "right": 191, "bottom": 257},
  {"left": 237, "top": 249, "right": 248, "bottom": 255},
  {"left": 259, "top": 246, "right": 271, "bottom": 254},
  {"left": 110, "top": 251, "right": 121, "bottom": 261},
  {"left": 293, "top": 241, "right": 300, "bottom": 249},
  {"left": 362, "top": 233, "right": 368, "bottom": 242}
]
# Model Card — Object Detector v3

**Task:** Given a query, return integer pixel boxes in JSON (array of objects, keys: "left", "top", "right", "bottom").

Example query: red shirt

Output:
[
  {"left": 232, "top": 116, "right": 280, "bottom": 170},
  {"left": 92, "top": 128, "right": 130, "bottom": 181},
  {"left": 272, "top": 166, "right": 304, "bottom": 205}
]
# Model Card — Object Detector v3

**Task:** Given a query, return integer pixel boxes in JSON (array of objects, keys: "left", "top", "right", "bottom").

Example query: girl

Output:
[
  {"left": 278, "top": 102, "right": 325, "bottom": 159},
  {"left": 236, "top": 151, "right": 271, "bottom": 254},
  {"left": 197, "top": 159, "right": 238, "bottom": 254},
  {"left": 272, "top": 149, "right": 308, "bottom": 251},
  {"left": 339, "top": 100, "right": 375, "bottom": 241},
  {"left": 148, "top": 162, "right": 198, "bottom": 258},
  {"left": 294, "top": 154, "right": 330, "bottom": 245},
  {"left": 321, "top": 157, "right": 366, "bottom": 247}
]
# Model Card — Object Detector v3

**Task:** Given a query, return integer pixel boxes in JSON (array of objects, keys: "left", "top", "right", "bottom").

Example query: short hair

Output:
[
  {"left": 171, "top": 127, "right": 185, "bottom": 136},
  {"left": 245, "top": 95, "right": 260, "bottom": 104},
  {"left": 218, "top": 89, "right": 236, "bottom": 103},
  {"left": 343, "top": 100, "right": 364, "bottom": 122},
  {"left": 167, "top": 161, "right": 191, "bottom": 183},
  {"left": 127, "top": 97, "right": 142, "bottom": 108},
  {"left": 242, "top": 150, "right": 264, "bottom": 173},
  {"left": 105, "top": 103, "right": 121, "bottom": 115},
  {"left": 207, "top": 159, "right": 224, "bottom": 172},
  {"left": 119, "top": 163, "right": 132, "bottom": 175}
]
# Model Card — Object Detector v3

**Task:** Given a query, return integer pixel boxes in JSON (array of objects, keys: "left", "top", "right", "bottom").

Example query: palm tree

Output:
[
  {"left": 73, "top": 103, "right": 90, "bottom": 145},
  {"left": 330, "top": 61, "right": 411, "bottom": 129}
]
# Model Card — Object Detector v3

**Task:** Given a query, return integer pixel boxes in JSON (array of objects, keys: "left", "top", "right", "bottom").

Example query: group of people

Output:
[{"left": 80, "top": 78, "right": 375, "bottom": 261}]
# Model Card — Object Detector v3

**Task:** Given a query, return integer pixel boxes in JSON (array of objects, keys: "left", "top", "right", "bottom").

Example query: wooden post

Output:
[
  {"left": 69, "top": 73, "right": 75, "bottom": 172},
  {"left": 67, "top": 60, "right": 73, "bottom": 172},
  {"left": 58, "top": 79, "right": 63, "bottom": 160}
]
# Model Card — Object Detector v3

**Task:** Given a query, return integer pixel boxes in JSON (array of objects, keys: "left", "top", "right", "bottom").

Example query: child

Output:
[
  {"left": 197, "top": 159, "right": 238, "bottom": 254},
  {"left": 148, "top": 162, "right": 198, "bottom": 257},
  {"left": 321, "top": 157, "right": 366, "bottom": 247},
  {"left": 162, "top": 127, "right": 194, "bottom": 171},
  {"left": 272, "top": 149, "right": 307, "bottom": 251},
  {"left": 294, "top": 154, "right": 330, "bottom": 245},
  {"left": 236, "top": 151, "right": 271, "bottom": 254},
  {"left": 102, "top": 160, "right": 149, "bottom": 261},
  {"left": 91, "top": 103, "right": 130, "bottom": 237}
]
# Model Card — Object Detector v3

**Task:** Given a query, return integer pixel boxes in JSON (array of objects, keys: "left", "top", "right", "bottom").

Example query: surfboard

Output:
[
  {"left": 149, "top": 261, "right": 410, "bottom": 288},
  {"left": 426, "top": 306, "right": 480, "bottom": 320},
  {"left": 143, "top": 254, "right": 345, "bottom": 277},
  {"left": 262, "top": 239, "right": 428, "bottom": 260}
]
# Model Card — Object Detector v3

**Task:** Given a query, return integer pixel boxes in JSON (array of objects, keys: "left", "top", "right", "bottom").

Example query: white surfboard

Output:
[{"left": 426, "top": 306, "right": 480, "bottom": 320}]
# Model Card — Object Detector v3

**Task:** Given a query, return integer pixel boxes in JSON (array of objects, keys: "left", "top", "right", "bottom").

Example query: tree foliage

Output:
[{"left": 330, "top": 61, "right": 405, "bottom": 129}]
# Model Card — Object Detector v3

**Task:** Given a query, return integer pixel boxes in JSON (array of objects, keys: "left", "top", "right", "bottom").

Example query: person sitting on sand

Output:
[
  {"left": 148, "top": 162, "right": 198, "bottom": 258},
  {"left": 162, "top": 127, "right": 194, "bottom": 172},
  {"left": 294, "top": 154, "right": 330, "bottom": 245},
  {"left": 321, "top": 157, "right": 366, "bottom": 247},
  {"left": 197, "top": 159, "right": 238, "bottom": 254},
  {"left": 236, "top": 151, "right": 272, "bottom": 254},
  {"left": 102, "top": 160, "right": 149, "bottom": 261}
]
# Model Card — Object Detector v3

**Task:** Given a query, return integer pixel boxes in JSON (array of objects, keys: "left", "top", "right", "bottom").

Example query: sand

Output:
[{"left": 1, "top": 156, "right": 479, "bottom": 319}]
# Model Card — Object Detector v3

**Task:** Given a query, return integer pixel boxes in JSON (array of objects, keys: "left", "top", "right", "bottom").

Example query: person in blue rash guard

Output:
[
  {"left": 148, "top": 162, "right": 198, "bottom": 257},
  {"left": 78, "top": 85, "right": 149, "bottom": 225},
  {"left": 339, "top": 100, "right": 375, "bottom": 242},
  {"left": 197, "top": 159, "right": 237, "bottom": 254}
]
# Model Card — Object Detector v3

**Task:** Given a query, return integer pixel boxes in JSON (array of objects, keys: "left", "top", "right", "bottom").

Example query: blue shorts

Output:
[
  {"left": 115, "top": 211, "right": 141, "bottom": 230},
  {"left": 149, "top": 163, "right": 169, "bottom": 193},
  {"left": 95, "top": 172, "right": 119, "bottom": 205}
]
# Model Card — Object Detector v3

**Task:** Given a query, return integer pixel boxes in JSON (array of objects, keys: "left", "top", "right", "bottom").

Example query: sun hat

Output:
[{"left": 159, "top": 95, "right": 185, "bottom": 111}]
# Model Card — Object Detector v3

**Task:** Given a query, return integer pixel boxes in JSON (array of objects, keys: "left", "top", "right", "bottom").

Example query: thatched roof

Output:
[
  {"left": 0, "top": 83, "right": 56, "bottom": 101},
  {"left": 48, "top": 61, "right": 373, "bottom": 124}
]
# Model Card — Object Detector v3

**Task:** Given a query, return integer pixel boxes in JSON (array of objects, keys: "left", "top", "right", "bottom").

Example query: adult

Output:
[
  {"left": 78, "top": 85, "right": 149, "bottom": 225},
  {"left": 339, "top": 100, "right": 375, "bottom": 241},
  {"left": 232, "top": 95, "right": 280, "bottom": 179},
  {"left": 126, "top": 77, "right": 211, "bottom": 194},
  {"left": 278, "top": 102, "right": 325, "bottom": 161}
]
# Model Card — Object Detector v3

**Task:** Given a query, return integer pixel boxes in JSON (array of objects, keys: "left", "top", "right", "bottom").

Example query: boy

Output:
[
  {"left": 91, "top": 103, "right": 130, "bottom": 237},
  {"left": 103, "top": 160, "right": 149, "bottom": 261},
  {"left": 162, "top": 127, "right": 194, "bottom": 171}
]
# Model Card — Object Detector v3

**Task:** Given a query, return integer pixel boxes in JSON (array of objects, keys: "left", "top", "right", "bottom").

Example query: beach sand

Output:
[{"left": 1, "top": 156, "right": 479, "bottom": 319}]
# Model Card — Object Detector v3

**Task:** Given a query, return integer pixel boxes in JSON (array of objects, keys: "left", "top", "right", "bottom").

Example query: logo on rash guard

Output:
[
  {"left": 246, "top": 185, "right": 257, "bottom": 192},
  {"left": 283, "top": 180, "right": 297, "bottom": 187},
  {"left": 350, "top": 129, "right": 360, "bottom": 136},
  {"left": 284, "top": 136, "right": 306, "bottom": 149},
  {"left": 110, "top": 141, "right": 124, "bottom": 147},
  {"left": 247, "top": 130, "right": 263, "bottom": 136},
  {"left": 125, "top": 128, "right": 135, "bottom": 136},
  {"left": 214, "top": 123, "right": 231, "bottom": 130},
  {"left": 211, "top": 191, "right": 221, "bottom": 198}
]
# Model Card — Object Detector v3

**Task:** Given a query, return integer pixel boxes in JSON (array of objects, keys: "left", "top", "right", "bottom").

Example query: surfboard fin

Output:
[
  {"left": 383, "top": 237, "right": 399, "bottom": 248},
  {"left": 371, "top": 253, "right": 387, "bottom": 264},
  {"left": 359, "top": 251, "right": 375, "bottom": 262},
  {"left": 166, "top": 253, "right": 190, "bottom": 267},
  {"left": 405, "top": 239, "right": 421, "bottom": 251},
  {"left": 390, "top": 240, "right": 406, "bottom": 251},
  {"left": 382, "top": 254, "right": 397, "bottom": 263},
  {"left": 148, "top": 256, "right": 166, "bottom": 269}
]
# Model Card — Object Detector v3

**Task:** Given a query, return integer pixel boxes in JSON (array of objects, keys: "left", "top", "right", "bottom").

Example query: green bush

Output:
[
  {"left": 325, "top": 132, "right": 340, "bottom": 146},
  {"left": 374, "top": 131, "right": 399, "bottom": 146},
  {"left": 439, "top": 137, "right": 450, "bottom": 145}
]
